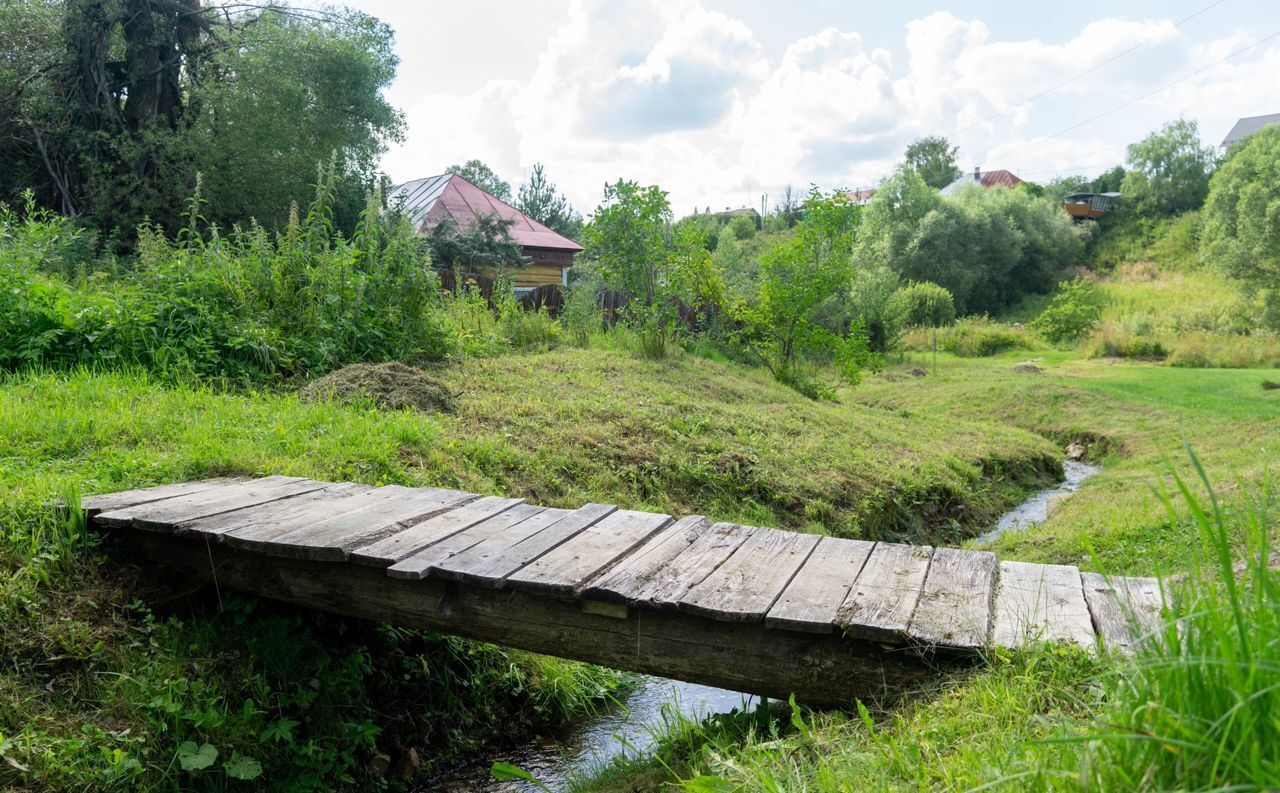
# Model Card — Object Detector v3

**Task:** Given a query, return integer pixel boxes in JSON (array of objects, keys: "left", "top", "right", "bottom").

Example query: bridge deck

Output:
[{"left": 83, "top": 476, "right": 1165, "bottom": 706}]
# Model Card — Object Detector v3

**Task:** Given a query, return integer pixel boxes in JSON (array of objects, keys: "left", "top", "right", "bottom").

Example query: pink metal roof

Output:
[{"left": 389, "top": 173, "right": 583, "bottom": 252}]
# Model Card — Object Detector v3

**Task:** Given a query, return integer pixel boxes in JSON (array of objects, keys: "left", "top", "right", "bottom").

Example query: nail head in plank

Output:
[
  {"left": 992, "top": 561, "right": 1095, "bottom": 649},
  {"left": 81, "top": 478, "right": 248, "bottom": 517},
  {"left": 348, "top": 496, "right": 524, "bottom": 567},
  {"left": 838, "top": 542, "right": 933, "bottom": 643},
  {"left": 765, "top": 536, "right": 875, "bottom": 634},
  {"left": 1081, "top": 572, "right": 1166, "bottom": 649},
  {"left": 908, "top": 547, "right": 998, "bottom": 650},
  {"left": 245, "top": 486, "right": 478, "bottom": 561},
  {"left": 386, "top": 503, "right": 549, "bottom": 579},
  {"left": 578, "top": 515, "right": 711, "bottom": 603},
  {"left": 94, "top": 476, "right": 326, "bottom": 531},
  {"left": 680, "top": 526, "right": 820, "bottom": 623},
  {"left": 179, "top": 482, "right": 373, "bottom": 539},
  {"left": 433, "top": 504, "right": 615, "bottom": 588},
  {"left": 506, "top": 510, "right": 673, "bottom": 595},
  {"left": 609, "top": 521, "right": 752, "bottom": 609}
]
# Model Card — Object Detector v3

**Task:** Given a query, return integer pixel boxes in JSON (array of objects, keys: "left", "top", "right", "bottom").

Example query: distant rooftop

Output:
[
  {"left": 388, "top": 173, "right": 583, "bottom": 252},
  {"left": 1221, "top": 113, "right": 1280, "bottom": 147},
  {"left": 940, "top": 167, "right": 1023, "bottom": 195}
]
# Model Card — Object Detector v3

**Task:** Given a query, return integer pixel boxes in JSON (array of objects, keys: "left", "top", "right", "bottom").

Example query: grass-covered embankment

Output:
[
  {"left": 575, "top": 350, "right": 1280, "bottom": 793},
  {"left": 0, "top": 346, "right": 1060, "bottom": 790}
]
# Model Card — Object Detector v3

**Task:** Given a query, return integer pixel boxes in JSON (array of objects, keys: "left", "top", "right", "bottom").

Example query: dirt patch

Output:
[{"left": 299, "top": 362, "right": 457, "bottom": 413}]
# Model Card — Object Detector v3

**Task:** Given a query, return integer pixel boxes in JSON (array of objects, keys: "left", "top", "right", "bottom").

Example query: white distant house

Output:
[{"left": 1221, "top": 113, "right": 1280, "bottom": 148}]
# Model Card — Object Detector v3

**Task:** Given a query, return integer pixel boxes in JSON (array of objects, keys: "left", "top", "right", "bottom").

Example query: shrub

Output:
[
  {"left": 1087, "top": 320, "right": 1168, "bottom": 359},
  {"left": 1030, "top": 277, "right": 1103, "bottom": 344},
  {"left": 905, "top": 317, "right": 1036, "bottom": 357},
  {"left": 890, "top": 281, "right": 956, "bottom": 328},
  {"left": 1167, "top": 331, "right": 1280, "bottom": 369},
  {"left": 848, "top": 266, "right": 904, "bottom": 353},
  {"left": 0, "top": 174, "right": 453, "bottom": 382}
]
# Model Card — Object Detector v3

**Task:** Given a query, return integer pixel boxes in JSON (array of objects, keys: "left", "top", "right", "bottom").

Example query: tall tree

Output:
[
  {"left": 1201, "top": 125, "right": 1280, "bottom": 317},
  {"left": 0, "top": 1, "right": 403, "bottom": 238},
  {"left": 189, "top": 7, "right": 403, "bottom": 233},
  {"left": 903, "top": 135, "right": 962, "bottom": 190},
  {"left": 1122, "top": 119, "right": 1216, "bottom": 215},
  {"left": 582, "top": 180, "right": 670, "bottom": 305},
  {"left": 516, "top": 162, "right": 581, "bottom": 239},
  {"left": 445, "top": 159, "right": 511, "bottom": 201}
]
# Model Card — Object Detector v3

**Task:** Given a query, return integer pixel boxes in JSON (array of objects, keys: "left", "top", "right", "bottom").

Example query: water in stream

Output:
[
  {"left": 429, "top": 677, "right": 756, "bottom": 791},
  {"left": 428, "top": 460, "right": 1099, "bottom": 791},
  {"left": 975, "top": 459, "right": 1101, "bottom": 544}
]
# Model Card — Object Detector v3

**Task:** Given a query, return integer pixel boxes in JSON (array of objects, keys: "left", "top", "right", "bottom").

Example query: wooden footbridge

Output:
[{"left": 83, "top": 476, "right": 1165, "bottom": 706}]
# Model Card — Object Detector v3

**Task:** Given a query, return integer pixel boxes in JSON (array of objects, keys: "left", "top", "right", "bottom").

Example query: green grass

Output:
[
  {"left": 0, "top": 351, "right": 1061, "bottom": 791},
  {"left": 0, "top": 368, "right": 629, "bottom": 790}
]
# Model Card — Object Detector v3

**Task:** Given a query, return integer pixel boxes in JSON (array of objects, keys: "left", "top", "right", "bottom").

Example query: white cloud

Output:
[{"left": 378, "top": 2, "right": 1279, "bottom": 215}]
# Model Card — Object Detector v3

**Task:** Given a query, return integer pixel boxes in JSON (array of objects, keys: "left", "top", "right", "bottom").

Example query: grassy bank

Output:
[
  {"left": 574, "top": 349, "right": 1280, "bottom": 793},
  {"left": 0, "top": 346, "right": 1061, "bottom": 790}
]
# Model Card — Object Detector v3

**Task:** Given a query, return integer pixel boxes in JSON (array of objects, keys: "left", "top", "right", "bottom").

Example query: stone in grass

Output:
[
  {"left": 299, "top": 362, "right": 457, "bottom": 414},
  {"left": 1012, "top": 363, "right": 1043, "bottom": 374}
]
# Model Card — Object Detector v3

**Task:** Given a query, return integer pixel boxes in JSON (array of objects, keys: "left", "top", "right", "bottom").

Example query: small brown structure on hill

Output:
[{"left": 389, "top": 173, "right": 583, "bottom": 293}]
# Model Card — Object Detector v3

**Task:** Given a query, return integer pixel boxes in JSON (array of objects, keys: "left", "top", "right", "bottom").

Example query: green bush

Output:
[
  {"left": 915, "top": 317, "right": 1036, "bottom": 357},
  {"left": 1087, "top": 319, "right": 1168, "bottom": 359},
  {"left": 890, "top": 281, "right": 956, "bottom": 328},
  {"left": 0, "top": 175, "right": 453, "bottom": 383},
  {"left": 1030, "top": 277, "right": 1103, "bottom": 344}
]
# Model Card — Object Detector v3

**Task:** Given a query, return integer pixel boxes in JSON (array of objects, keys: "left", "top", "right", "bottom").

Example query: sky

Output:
[{"left": 343, "top": 0, "right": 1280, "bottom": 216}]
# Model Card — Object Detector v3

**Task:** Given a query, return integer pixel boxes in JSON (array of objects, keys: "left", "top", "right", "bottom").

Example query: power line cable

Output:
[
  {"left": 954, "top": 0, "right": 1228, "bottom": 135},
  {"left": 1044, "top": 28, "right": 1280, "bottom": 140}
]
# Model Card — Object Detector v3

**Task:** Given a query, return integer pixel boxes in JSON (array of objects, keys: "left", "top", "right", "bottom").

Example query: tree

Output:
[
  {"left": 903, "top": 135, "right": 962, "bottom": 190},
  {"left": 1201, "top": 125, "right": 1280, "bottom": 321},
  {"left": 516, "top": 163, "right": 581, "bottom": 239},
  {"left": 740, "top": 188, "right": 873, "bottom": 397},
  {"left": 1122, "top": 119, "right": 1216, "bottom": 215},
  {"left": 0, "top": 1, "right": 403, "bottom": 238},
  {"left": 189, "top": 8, "right": 403, "bottom": 234},
  {"left": 445, "top": 159, "right": 511, "bottom": 202},
  {"left": 582, "top": 180, "right": 672, "bottom": 305},
  {"left": 425, "top": 213, "right": 524, "bottom": 272}
]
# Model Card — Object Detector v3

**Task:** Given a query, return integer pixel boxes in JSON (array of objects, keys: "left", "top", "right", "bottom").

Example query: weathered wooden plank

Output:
[
  {"left": 433, "top": 504, "right": 616, "bottom": 588},
  {"left": 116, "top": 528, "right": 945, "bottom": 707},
  {"left": 908, "top": 547, "right": 998, "bottom": 650},
  {"left": 239, "top": 485, "right": 477, "bottom": 561},
  {"left": 178, "top": 482, "right": 372, "bottom": 538},
  {"left": 386, "top": 503, "right": 550, "bottom": 579},
  {"left": 81, "top": 478, "right": 248, "bottom": 517},
  {"left": 837, "top": 542, "right": 933, "bottom": 643},
  {"left": 607, "top": 521, "right": 752, "bottom": 608},
  {"left": 93, "top": 476, "right": 328, "bottom": 532},
  {"left": 992, "top": 561, "right": 1095, "bottom": 648},
  {"left": 680, "top": 526, "right": 820, "bottom": 623},
  {"left": 348, "top": 496, "right": 524, "bottom": 567},
  {"left": 1081, "top": 572, "right": 1166, "bottom": 649},
  {"left": 506, "top": 510, "right": 673, "bottom": 595},
  {"left": 578, "top": 515, "right": 711, "bottom": 604},
  {"left": 765, "top": 536, "right": 875, "bottom": 634}
]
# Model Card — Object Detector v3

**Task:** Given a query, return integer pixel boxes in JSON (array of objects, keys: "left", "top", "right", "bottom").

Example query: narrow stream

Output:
[
  {"left": 975, "top": 459, "right": 1101, "bottom": 544},
  {"left": 429, "top": 678, "right": 757, "bottom": 791},
  {"left": 429, "top": 459, "right": 1099, "bottom": 791}
]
